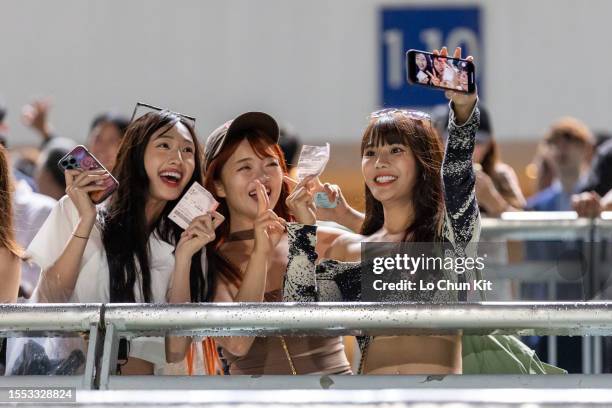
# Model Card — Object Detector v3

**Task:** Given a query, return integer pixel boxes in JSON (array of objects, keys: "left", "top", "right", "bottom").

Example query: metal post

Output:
[
  {"left": 593, "top": 336, "right": 602, "bottom": 374},
  {"left": 547, "top": 280, "right": 557, "bottom": 367},
  {"left": 99, "top": 323, "right": 119, "bottom": 390},
  {"left": 82, "top": 323, "right": 101, "bottom": 390}
]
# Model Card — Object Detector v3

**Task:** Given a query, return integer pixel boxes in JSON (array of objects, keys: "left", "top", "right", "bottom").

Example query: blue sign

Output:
[{"left": 380, "top": 6, "right": 482, "bottom": 108}]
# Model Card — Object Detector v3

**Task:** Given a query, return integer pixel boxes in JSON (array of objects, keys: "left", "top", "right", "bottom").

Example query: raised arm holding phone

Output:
[{"left": 283, "top": 47, "right": 480, "bottom": 374}]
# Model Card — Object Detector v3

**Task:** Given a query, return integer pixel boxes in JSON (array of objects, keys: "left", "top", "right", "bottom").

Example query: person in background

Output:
[
  {"left": 571, "top": 134, "right": 612, "bottom": 217},
  {"left": 34, "top": 139, "right": 77, "bottom": 200},
  {"left": 0, "top": 101, "right": 57, "bottom": 297},
  {"left": 527, "top": 118, "right": 594, "bottom": 211},
  {"left": 530, "top": 143, "right": 557, "bottom": 193},
  {"left": 434, "top": 104, "right": 525, "bottom": 217},
  {"left": 0, "top": 144, "right": 22, "bottom": 303},
  {"left": 278, "top": 124, "right": 300, "bottom": 178},
  {"left": 85, "top": 112, "right": 129, "bottom": 171},
  {"left": 0, "top": 99, "right": 8, "bottom": 148},
  {"left": 594, "top": 131, "right": 612, "bottom": 148},
  {"left": 0, "top": 100, "right": 37, "bottom": 188},
  {"left": 523, "top": 117, "right": 595, "bottom": 373},
  {"left": 22, "top": 99, "right": 129, "bottom": 171},
  {"left": 472, "top": 106, "right": 526, "bottom": 216}
]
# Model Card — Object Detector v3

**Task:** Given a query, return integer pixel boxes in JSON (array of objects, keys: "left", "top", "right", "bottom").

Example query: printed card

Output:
[{"left": 168, "top": 182, "right": 219, "bottom": 229}]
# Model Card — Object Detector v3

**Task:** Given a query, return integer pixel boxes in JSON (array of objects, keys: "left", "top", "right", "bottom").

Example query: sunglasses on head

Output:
[
  {"left": 369, "top": 108, "right": 431, "bottom": 122},
  {"left": 130, "top": 102, "right": 197, "bottom": 128}
]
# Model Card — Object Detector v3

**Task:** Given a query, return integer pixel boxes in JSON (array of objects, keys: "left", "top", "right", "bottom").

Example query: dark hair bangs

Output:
[{"left": 362, "top": 115, "right": 420, "bottom": 154}]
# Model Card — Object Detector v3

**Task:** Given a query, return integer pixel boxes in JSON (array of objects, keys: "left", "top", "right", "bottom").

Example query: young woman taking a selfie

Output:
[{"left": 283, "top": 47, "right": 480, "bottom": 375}]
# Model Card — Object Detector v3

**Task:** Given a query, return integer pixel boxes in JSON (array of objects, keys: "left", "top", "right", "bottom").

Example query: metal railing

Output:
[
  {"left": 98, "top": 302, "right": 612, "bottom": 389},
  {"left": 1, "top": 302, "right": 612, "bottom": 389},
  {"left": 1, "top": 213, "right": 612, "bottom": 391},
  {"left": 0, "top": 304, "right": 102, "bottom": 389},
  {"left": 480, "top": 212, "right": 612, "bottom": 374},
  {"left": 103, "top": 302, "right": 612, "bottom": 337}
]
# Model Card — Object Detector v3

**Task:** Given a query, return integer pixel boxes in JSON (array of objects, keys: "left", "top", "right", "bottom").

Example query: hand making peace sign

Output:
[{"left": 253, "top": 180, "right": 286, "bottom": 255}]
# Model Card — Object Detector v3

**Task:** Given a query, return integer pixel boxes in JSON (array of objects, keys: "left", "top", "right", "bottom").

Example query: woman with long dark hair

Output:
[
  {"left": 415, "top": 52, "right": 433, "bottom": 84},
  {"left": 0, "top": 145, "right": 22, "bottom": 303},
  {"left": 283, "top": 47, "right": 480, "bottom": 374},
  {"left": 24, "top": 108, "right": 219, "bottom": 375},
  {"left": 198, "top": 112, "right": 358, "bottom": 375}
]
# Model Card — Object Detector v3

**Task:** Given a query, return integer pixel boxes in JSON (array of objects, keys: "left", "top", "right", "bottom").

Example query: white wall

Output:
[{"left": 1, "top": 0, "right": 611, "bottom": 146}]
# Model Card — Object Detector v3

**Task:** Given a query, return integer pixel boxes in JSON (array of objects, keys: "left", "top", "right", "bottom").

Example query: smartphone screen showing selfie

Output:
[{"left": 406, "top": 49, "right": 476, "bottom": 94}]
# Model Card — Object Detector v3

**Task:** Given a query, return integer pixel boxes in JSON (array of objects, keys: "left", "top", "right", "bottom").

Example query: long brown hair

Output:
[
  {"left": 203, "top": 130, "right": 292, "bottom": 299},
  {"left": 102, "top": 111, "right": 206, "bottom": 303},
  {"left": 0, "top": 145, "right": 23, "bottom": 258},
  {"left": 360, "top": 113, "right": 445, "bottom": 242}
]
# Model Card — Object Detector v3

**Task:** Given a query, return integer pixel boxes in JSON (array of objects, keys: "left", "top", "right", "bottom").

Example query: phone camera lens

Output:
[
  {"left": 61, "top": 160, "right": 68, "bottom": 166},
  {"left": 69, "top": 158, "right": 76, "bottom": 164}
]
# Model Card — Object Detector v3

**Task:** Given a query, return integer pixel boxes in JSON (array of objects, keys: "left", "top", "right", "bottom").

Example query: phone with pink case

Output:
[{"left": 57, "top": 145, "right": 119, "bottom": 204}]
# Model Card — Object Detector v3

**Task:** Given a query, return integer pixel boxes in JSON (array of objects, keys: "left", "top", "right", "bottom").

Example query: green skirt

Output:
[{"left": 462, "top": 335, "right": 567, "bottom": 374}]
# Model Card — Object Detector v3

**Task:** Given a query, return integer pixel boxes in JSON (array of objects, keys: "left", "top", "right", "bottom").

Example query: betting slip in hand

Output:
[
  {"left": 296, "top": 143, "right": 330, "bottom": 181},
  {"left": 168, "top": 182, "right": 219, "bottom": 229}
]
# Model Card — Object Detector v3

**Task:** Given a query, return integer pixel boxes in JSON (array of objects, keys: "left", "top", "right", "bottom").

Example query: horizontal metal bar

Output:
[
  {"left": 481, "top": 218, "right": 592, "bottom": 234},
  {"left": 104, "top": 374, "right": 612, "bottom": 390},
  {"left": 482, "top": 261, "right": 583, "bottom": 281},
  {"left": 495, "top": 211, "right": 610, "bottom": 222},
  {"left": 70, "top": 388, "right": 612, "bottom": 408},
  {"left": 103, "top": 302, "right": 612, "bottom": 337},
  {"left": 594, "top": 217, "right": 612, "bottom": 229},
  {"left": 599, "top": 212, "right": 612, "bottom": 221},
  {"left": 500, "top": 211, "right": 580, "bottom": 221},
  {"left": 0, "top": 376, "right": 84, "bottom": 387},
  {"left": 0, "top": 304, "right": 102, "bottom": 336}
]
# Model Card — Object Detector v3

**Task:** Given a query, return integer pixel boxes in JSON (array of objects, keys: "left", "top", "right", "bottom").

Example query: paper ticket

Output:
[
  {"left": 168, "top": 182, "right": 219, "bottom": 230},
  {"left": 296, "top": 143, "right": 330, "bottom": 181}
]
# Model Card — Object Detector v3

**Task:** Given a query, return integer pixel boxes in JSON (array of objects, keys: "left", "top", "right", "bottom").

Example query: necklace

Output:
[{"left": 227, "top": 229, "right": 255, "bottom": 242}]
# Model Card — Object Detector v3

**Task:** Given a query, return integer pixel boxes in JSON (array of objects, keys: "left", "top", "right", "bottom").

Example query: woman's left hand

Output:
[
  {"left": 433, "top": 47, "right": 477, "bottom": 122},
  {"left": 175, "top": 211, "right": 225, "bottom": 259}
]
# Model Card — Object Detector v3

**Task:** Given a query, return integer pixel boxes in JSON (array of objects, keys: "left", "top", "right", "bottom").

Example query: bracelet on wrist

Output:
[{"left": 72, "top": 233, "right": 89, "bottom": 240}]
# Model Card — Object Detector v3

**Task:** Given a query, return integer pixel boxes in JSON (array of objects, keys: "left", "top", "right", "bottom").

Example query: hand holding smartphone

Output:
[
  {"left": 58, "top": 145, "right": 119, "bottom": 204},
  {"left": 406, "top": 49, "right": 476, "bottom": 94}
]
